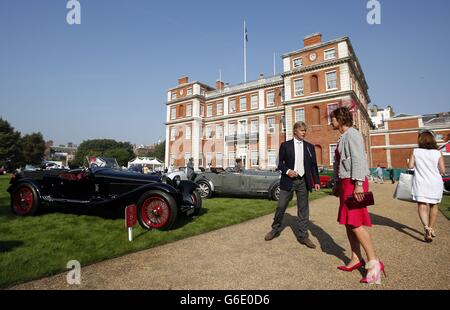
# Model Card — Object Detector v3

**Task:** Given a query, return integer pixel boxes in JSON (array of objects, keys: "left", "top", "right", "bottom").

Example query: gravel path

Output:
[{"left": 11, "top": 183, "right": 450, "bottom": 290}]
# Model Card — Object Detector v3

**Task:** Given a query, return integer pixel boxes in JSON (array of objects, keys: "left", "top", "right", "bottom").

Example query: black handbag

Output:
[{"left": 346, "top": 192, "right": 375, "bottom": 209}]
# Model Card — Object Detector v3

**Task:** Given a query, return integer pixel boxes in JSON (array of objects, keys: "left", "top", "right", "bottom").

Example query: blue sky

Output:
[{"left": 1, "top": 0, "right": 449, "bottom": 146}]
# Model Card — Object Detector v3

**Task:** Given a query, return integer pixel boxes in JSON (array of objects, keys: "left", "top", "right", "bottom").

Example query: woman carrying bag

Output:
[
  {"left": 330, "top": 107, "right": 385, "bottom": 285},
  {"left": 408, "top": 131, "right": 445, "bottom": 242}
]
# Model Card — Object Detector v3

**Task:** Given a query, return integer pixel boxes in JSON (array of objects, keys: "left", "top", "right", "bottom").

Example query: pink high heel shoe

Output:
[
  {"left": 360, "top": 260, "right": 386, "bottom": 284},
  {"left": 337, "top": 260, "right": 365, "bottom": 272}
]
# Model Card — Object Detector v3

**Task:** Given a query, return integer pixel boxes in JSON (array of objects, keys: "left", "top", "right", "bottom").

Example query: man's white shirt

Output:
[{"left": 287, "top": 138, "right": 304, "bottom": 177}]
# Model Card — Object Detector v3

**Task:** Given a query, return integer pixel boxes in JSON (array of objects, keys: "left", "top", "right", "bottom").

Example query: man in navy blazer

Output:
[{"left": 265, "top": 121, "right": 320, "bottom": 248}]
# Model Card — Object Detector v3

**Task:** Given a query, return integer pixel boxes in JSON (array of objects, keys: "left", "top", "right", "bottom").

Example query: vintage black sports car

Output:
[
  {"left": 194, "top": 167, "right": 281, "bottom": 200},
  {"left": 8, "top": 159, "right": 202, "bottom": 231}
]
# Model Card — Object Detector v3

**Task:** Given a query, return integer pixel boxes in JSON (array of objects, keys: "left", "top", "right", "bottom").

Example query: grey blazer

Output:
[{"left": 333, "top": 127, "right": 370, "bottom": 181}]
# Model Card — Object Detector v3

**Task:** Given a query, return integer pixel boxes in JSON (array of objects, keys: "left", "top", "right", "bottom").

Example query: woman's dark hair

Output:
[
  {"left": 418, "top": 131, "right": 438, "bottom": 150},
  {"left": 329, "top": 107, "right": 353, "bottom": 127}
]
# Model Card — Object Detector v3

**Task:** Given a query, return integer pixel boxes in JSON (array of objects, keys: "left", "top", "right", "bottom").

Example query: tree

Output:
[
  {"left": 74, "top": 139, "right": 135, "bottom": 167},
  {"left": 21, "top": 133, "right": 46, "bottom": 165},
  {"left": 152, "top": 140, "right": 165, "bottom": 162},
  {"left": 0, "top": 118, "right": 23, "bottom": 170}
]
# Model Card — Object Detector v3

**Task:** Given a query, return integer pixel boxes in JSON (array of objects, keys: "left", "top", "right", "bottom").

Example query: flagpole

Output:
[
  {"left": 273, "top": 52, "right": 276, "bottom": 75},
  {"left": 244, "top": 20, "right": 247, "bottom": 83}
]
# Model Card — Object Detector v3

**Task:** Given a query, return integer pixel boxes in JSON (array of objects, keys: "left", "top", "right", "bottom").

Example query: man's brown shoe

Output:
[
  {"left": 299, "top": 237, "right": 316, "bottom": 249},
  {"left": 264, "top": 230, "right": 279, "bottom": 241}
]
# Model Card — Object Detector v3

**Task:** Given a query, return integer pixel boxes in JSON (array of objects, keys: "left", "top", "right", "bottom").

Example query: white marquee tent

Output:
[{"left": 128, "top": 157, "right": 164, "bottom": 170}]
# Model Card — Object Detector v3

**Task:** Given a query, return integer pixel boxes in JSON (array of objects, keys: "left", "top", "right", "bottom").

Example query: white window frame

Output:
[
  {"left": 294, "top": 78, "right": 304, "bottom": 96},
  {"left": 200, "top": 88, "right": 205, "bottom": 96},
  {"left": 216, "top": 124, "right": 223, "bottom": 139},
  {"left": 206, "top": 125, "right": 213, "bottom": 139},
  {"left": 266, "top": 90, "right": 275, "bottom": 107},
  {"left": 171, "top": 92, "right": 176, "bottom": 100},
  {"left": 217, "top": 102, "right": 223, "bottom": 115},
  {"left": 292, "top": 57, "right": 303, "bottom": 69},
  {"left": 329, "top": 144, "right": 337, "bottom": 165},
  {"left": 229, "top": 98, "right": 236, "bottom": 113},
  {"left": 240, "top": 96, "right": 247, "bottom": 111},
  {"left": 228, "top": 152, "right": 236, "bottom": 167},
  {"left": 228, "top": 122, "right": 237, "bottom": 136},
  {"left": 216, "top": 152, "right": 223, "bottom": 167},
  {"left": 268, "top": 150, "right": 277, "bottom": 167},
  {"left": 200, "top": 105, "right": 204, "bottom": 117},
  {"left": 238, "top": 120, "right": 247, "bottom": 135},
  {"left": 185, "top": 125, "right": 191, "bottom": 140},
  {"left": 326, "top": 71, "right": 338, "bottom": 91},
  {"left": 187, "top": 88, "right": 193, "bottom": 96},
  {"left": 250, "top": 119, "right": 259, "bottom": 134},
  {"left": 267, "top": 117, "right": 275, "bottom": 134},
  {"left": 207, "top": 104, "right": 213, "bottom": 117},
  {"left": 281, "top": 115, "right": 286, "bottom": 133},
  {"left": 251, "top": 94, "right": 258, "bottom": 110},
  {"left": 200, "top": 126, "right": 203, "bottom": 140},
  {"left": 295, "top": 108, "right": 305, "bottom": 123},
  {"left": 327, "top": 103, "right": 339, "bottom": 124},
  {"left": 170, "top": 154, "right": 175, "bottom": 165},
  {"left": 170, "top": 127, "right": 176, "bottom": 141},
  {"left": 171, "top": 106, "right": 176, "bottom": 120},
  {"left": 251, "top": 151, "right": 259, "bottom": 166},
  {"left": 186, "top": 103, "right": 192, "bottom": 117},
  {"left": 324, "top": 48, "right": 336, "bottom": 60}
]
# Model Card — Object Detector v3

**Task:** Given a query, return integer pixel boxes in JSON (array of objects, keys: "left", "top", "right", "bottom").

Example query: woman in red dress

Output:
[{"left": 330, "top": 107, "right": 385, "bottom": 284}]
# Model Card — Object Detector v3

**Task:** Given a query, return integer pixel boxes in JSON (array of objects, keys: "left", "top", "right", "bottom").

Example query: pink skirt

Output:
[{"left": 337, "top": 178, "right": 372, "bottom": 227}]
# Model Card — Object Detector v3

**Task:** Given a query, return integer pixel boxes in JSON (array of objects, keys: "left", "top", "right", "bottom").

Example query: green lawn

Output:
[
  {"left": 0, "top": 174, "right": 330, "bottom": 288},
  {"left": 439, "top": 193, "right": 450, "bottom": 220}
]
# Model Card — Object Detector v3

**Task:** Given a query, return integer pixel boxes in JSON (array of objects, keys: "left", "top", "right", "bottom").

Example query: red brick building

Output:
[
  {"left": 370, "top": 112, "right": 450, "bottom": 169},
  {"left": 165, "top": 33, "right": 373, "bottom": 170}
]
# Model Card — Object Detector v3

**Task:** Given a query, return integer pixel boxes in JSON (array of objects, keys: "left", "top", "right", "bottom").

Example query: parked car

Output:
[
  {"left": 167, "top": 166, "right": 202, "bottom": 182},
  {"left": 443, "top": 175, "right": 450, "bottom": 192},
  {"left": 8, "top": 158, "right": 202, "bottom": 231},
  {"left": 194, "top": 167, "right": 281, "bottom": 200},
  {"left": 319, "top": 175, "right": 335, "bottom": 188}
]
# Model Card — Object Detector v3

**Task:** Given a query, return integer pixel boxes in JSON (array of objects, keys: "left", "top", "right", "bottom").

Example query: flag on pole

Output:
[{"left": 244, "top": 20, "right": 248, "bottom": 83}]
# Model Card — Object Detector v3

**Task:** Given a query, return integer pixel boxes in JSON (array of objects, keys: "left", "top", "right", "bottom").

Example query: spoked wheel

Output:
[
  {"left": 272, "top": 184, "right": 281, "bottom": 201},
  {"left": 11, "top": 184, "right": 39, "bottom": 216},
  {"left": 197, "top": 181, "right": 212, "bottom": 198},
  {"left": 137, "top": 190, "right": 177, "bottom": 230}
]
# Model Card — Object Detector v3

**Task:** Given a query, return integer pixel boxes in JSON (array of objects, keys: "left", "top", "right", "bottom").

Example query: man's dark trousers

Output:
[{"left": 271, "top": 177, "right": 309, "bottom": 240}]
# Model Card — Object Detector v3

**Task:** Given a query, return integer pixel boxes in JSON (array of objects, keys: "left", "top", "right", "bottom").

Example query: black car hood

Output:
[{"left": 92, "top": 168, "right": 161, "bottom": 183}]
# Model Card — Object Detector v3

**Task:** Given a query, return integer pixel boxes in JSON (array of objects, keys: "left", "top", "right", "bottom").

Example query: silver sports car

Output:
[{"left": 194, "top": 167, "right": 281, "bottom": 200}]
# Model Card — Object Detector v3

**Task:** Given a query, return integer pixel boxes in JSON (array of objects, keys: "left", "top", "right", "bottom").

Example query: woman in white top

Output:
[{"left": 408, "top": 131, "right": 445, "bottom": 242}]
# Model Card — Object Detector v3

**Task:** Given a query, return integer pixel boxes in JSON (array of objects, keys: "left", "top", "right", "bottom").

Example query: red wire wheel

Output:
[
  {"left": 12, "top": 185, "right": 38, "bottom": 216},
  {"left": 137, "top": 191, "right": 177, "bottom": 230}
]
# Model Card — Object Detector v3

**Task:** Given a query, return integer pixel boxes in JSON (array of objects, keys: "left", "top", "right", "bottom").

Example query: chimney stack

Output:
[
  {"left": 303, "top": 33, "right": 322, "bottom": 47},
  {"left": 215, "top": 80, "right": 224, "bottom": 90},
  {"left": 178, "top": 76, "right": 189, "bottom": 85}
]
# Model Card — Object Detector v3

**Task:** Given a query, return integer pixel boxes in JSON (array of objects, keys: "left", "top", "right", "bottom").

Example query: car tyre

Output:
[
  {"left": 11, "top": 184, "right": 39, "bottom": 216},
  {"left": 192, "top": 190, "right": 203, "bottom": 216},
  {"left": 197, "top": 180, "right": 212, "bottom": 199},
  {"left": 271, "top": 183, "right": 281, "bottom": 201},
  {"left": 137, "top": 190, "right": 177, "bottom": 231},
  {"left": 326, "top": 179, "right": 335, "bottom": 189}
]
